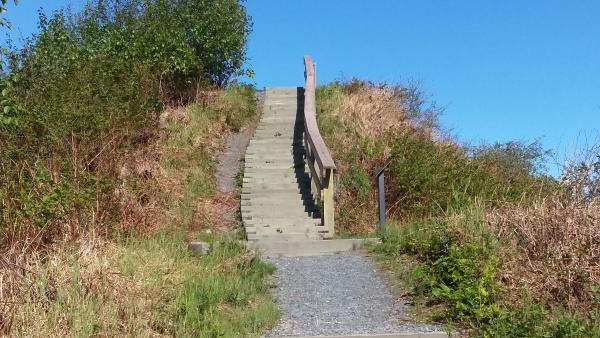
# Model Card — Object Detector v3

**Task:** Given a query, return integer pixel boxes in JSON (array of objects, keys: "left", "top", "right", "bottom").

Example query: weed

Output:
[
  {"left": 7, "top": 231, "right": 277, "bottom": 337},
  {"left": 235, "top": 165, "right": 245, "bottom": 188}
]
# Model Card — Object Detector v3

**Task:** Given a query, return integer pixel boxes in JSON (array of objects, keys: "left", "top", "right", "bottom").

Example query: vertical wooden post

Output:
[{"left": 322, "top": 168, "right": 335, "bottom": 239}]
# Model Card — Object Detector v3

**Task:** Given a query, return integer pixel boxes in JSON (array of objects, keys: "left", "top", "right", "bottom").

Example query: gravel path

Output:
[
  {"left": 266, "top": 253, "right": 443, "bottom": 337},
  {"left": 215, "top": 91, "right": 263, "bottom": 193},
  {"left": 215, "top": 130, "right": 252, "bottom": 192}
]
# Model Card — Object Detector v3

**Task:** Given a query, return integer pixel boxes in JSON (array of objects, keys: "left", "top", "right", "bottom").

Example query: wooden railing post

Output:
[{"left": 322, "top": 168, "right": 335, "bottom": 238}]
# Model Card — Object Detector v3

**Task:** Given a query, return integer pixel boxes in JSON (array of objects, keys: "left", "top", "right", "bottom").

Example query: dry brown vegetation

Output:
[
  {"left": 318, "top": 79, "right": 599, "bottom": 335},
  {"left": 316, "top": 80, "right": 430, "bottom": 233},
  {"left": 489, "top": 193, "right": 600, "bottom": 313},
  {"left": 0, "top": 87, "right": 277, "bottom": 337}
]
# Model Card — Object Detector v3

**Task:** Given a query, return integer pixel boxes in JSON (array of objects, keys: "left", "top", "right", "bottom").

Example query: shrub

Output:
[
  {"left": 0, "top": 0, "right": 253, "bottom": 240},
  {"left": 316, "top": 80, "right": 443, "bottom": 232},
  {"left": 316, "top": 79, "right": 556, "bottom": 232},
  {"left": 377, "top": 206, "right": 502, "bottom": 324},
  {"left": 389, "top": 133, "right": 556, "bottom": 218}
]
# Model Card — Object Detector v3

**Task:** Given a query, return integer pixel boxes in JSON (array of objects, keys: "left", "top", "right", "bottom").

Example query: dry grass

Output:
[
  {"left": 489, "top": 189, "right": 600, "bottom": 313},
  {"left": 336, "top": 82, "right": 412, "bottom": 141},
  {"left": 0, "top": 87, "right": 268, "bottom": 336},
  {"left": 317, "top": 80, "right": 443, "bottom": 233},
  {"left": 1, "top": 231, "right": 275, "bottom": 337}
]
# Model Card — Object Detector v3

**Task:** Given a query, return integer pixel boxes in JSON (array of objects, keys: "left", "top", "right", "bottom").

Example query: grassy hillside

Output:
[
  {"left": 1, "top": 1, "right": 278, "bottom": 336},
  {"left": 317, "top": 80, "right": 599, "bottom": 337}
]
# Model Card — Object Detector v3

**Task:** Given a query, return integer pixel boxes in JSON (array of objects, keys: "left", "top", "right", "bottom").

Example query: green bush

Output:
[
  {"left": 376, "top": 207, "right": 502, "bottom": 324},
  {"left": 376, "top": 207, "right": 600, "bottom": 337},
  {"left": 0, "top": 0, "right": 252, "bottom": 235},
  {"left": 389, "top": 132, "right": 556, "bottom": 217}
]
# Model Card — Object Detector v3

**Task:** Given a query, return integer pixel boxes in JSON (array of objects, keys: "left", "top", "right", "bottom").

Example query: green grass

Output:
[
  {"left": 15, "top": 230, "right": 278, "bottom": 337},
  {"left": 373, "top": 208, "right": 600, "bottom": 337}
]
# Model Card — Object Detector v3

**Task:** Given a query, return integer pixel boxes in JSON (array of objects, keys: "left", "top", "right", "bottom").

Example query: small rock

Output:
[{"left": 188, "top": 241, "right": 211, "bottom": 255}]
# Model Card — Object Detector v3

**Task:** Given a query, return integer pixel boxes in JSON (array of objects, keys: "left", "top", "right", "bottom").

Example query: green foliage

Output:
[
  {"left": 376, "top": 207, "right": 502, "bottom": 324},
  {"left": 235, "top": 166, "right": 245, "bottom": 188},
  {"left": 0, "top": 73, "right": 21, "bottom": 126},
  {"left": 472, "top": 139, "right": 551, "bottom": 177},
  {"left": 482, "top": 300, "right": 548, "bottom": 337},
  {"left": 160, "top": 85, "right": 256, "bottom": 229},
  {"left": 1, "top": 0, "right": 252, "bottom": 234},
  {"left": 0, "top": 0, "right": 17, "bottom": 27},
  {"left": 16, "top": 230, "right": 278, "bottom": 336},
  {"left": 173, "top": 238, "right": 278, "bottom": 337},
  {"left": 219, "top": 83, "right": 257, "bottom": 131},
  {"left": 389, "top": 132, "right": 557, "bottom": 217},
  {"left": 376, "top": 208, "right": 600, "bottom": 337},
  {"left": 340, "top": 164, "right": 371, "bottom": 203}
]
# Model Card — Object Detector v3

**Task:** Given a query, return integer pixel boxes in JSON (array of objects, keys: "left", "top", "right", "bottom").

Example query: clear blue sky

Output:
[{"left": 3, "top": 0, "right": 600, "bottom": 175}]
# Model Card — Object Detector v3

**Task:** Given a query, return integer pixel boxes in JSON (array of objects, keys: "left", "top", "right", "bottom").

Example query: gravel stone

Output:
[{"left": 265, "top": 253, "right": 442, "bottom": 337}]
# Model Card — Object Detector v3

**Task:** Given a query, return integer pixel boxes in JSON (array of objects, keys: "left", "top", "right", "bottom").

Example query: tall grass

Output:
[
  {"left": 316, "top": 79, "right": 555, "bottom": 232},
  {"left": 316, "top": 79, "right": 598, "bottom": 336},
  {"left": 1, "top": 85, "right": 276, "bottom": 336},
  {"left": 0, "top": 0, "right": 252, "bottom": 243},
  {"left": 5, "top": 231, "right": 277, "bottom": 337}
]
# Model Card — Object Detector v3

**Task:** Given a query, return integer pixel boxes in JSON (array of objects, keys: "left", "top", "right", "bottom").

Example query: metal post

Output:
[{"left": 376, "top": 168, "right": 386, "bottom": 232}]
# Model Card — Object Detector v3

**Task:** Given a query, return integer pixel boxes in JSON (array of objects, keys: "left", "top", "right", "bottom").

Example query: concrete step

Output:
[
  {"left": 245, "top": 151, "right": 305, "bottom": 157},
  {"left": 260, "top": 110, "right": 298, "bottom": 115},
  {"left": 241, "top": 202, "right": 316, "bottom": 211},
  {"left": 245, "top": 159, "right": 304, "bottom": 166},
  {"left": 240, "top": 194, "right": 312, "bottom": 202},
  {"left": 244, "top": 164, "right": 305, "bottom": 170},
  {"left": 243, "top": 173, "right": 308, "bottom": 179},
  {"left": 243, "top": 178, "right": 310, "bottom": 185},
  {"left": 242, "top": 209, "right": 314, "bottom": 218},
  {"left": 243, "top": 207, "right": 318, "bottom": 217},
  {"left": 250, "top": 137, "right": 295, "bottom": 141},
  {"left": 251, "top": 133, "right": 296, "bottom": 139},
  {"left": 243, "top": 176, "right": 309, "bottom": 183},
  {"left": 245, "top": 220, "right": 320, "bottom": 229},
  {"left": 245, "top": 157, "right": 303, "bottom": 163},
  {"left": 256, "top": 125, "right": 302, "bottom": 131},
  {"left": 242, "top": 186, "right": 306, "bottom": 194},
  {"left": 257, "top": 116, "right": 301, "bottom": 122},
  {"left": 247, "top": 234, "right": 321, "bottom": 242},
  {"left": 241, "top": 187, "right": 304, "bottom": 193},
  {"left": 267, "top": 333, "right": 448, "bottom": 338},
  {"left": 249, "top": 140, "right": 296, "bottom": 145},
  {"left": 240, "top": 191, "right": 315, "bottom": 205},
  {"left": 244, "top": 216, "right": 321, "bottom": 227},
  {"left": 265, "top": 87, "right": 299, "bottom": 93},
  {"left": 243, "top": 171, "right": 308, "bottom": 178},
  {"left": 248, "top": 137, "right": 301, "bottom": 143},
  {"left": 246, "top": 238, "right": 381, "bottom": 257}
]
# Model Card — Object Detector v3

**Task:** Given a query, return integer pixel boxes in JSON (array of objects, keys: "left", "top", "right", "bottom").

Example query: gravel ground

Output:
[
  {"left": 265, "top": 253, "right": 442, "bottom": 337},
  {"left": 215, "top": 91, "right": 263, "bottom": 193}
]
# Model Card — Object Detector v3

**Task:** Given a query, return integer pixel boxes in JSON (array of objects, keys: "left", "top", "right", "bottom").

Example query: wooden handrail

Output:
[
  {"left": 304, "top": 56, "right": 336, "bottom": 170},
  {"left": 303, "top": 55, "right": 336, "bottom": 238}
]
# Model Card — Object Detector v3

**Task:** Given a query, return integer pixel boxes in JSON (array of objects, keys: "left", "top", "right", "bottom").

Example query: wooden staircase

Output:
[
  {"left": 243, "top": 56, "right": 375, "bottom": 257},
  {"left": 242, "top": 87, "right": 326, "bottom": 242}
]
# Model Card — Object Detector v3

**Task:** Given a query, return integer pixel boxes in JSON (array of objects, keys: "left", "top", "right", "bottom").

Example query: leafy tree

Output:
[
  {"left": 1, "top": 0, "right": 252, "bottom": 231},
  {"left": 0, "top": 0, "right": 16, "bottom": 27}
]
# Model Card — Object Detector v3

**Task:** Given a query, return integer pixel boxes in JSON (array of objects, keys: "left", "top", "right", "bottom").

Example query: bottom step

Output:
[
  {"left": 267, "top": 333, "right": 448, "bottom": 338},
  {"left": 246, "top": 238, "right": 380, "bottom": 257}
]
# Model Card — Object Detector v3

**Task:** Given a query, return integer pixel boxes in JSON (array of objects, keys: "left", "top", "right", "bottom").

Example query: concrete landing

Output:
[{"left": 247, "top": 238, "right": 380, "bottom": 258}]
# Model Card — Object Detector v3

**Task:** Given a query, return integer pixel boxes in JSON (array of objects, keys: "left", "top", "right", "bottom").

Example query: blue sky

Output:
[{"left": 3, "top": 0, "right": 600, "bottom": 175}]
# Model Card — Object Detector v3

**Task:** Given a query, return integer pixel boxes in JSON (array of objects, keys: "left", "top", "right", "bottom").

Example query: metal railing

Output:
[{"left": 303, "top": 55, "right": 336, "bottom": 238}]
